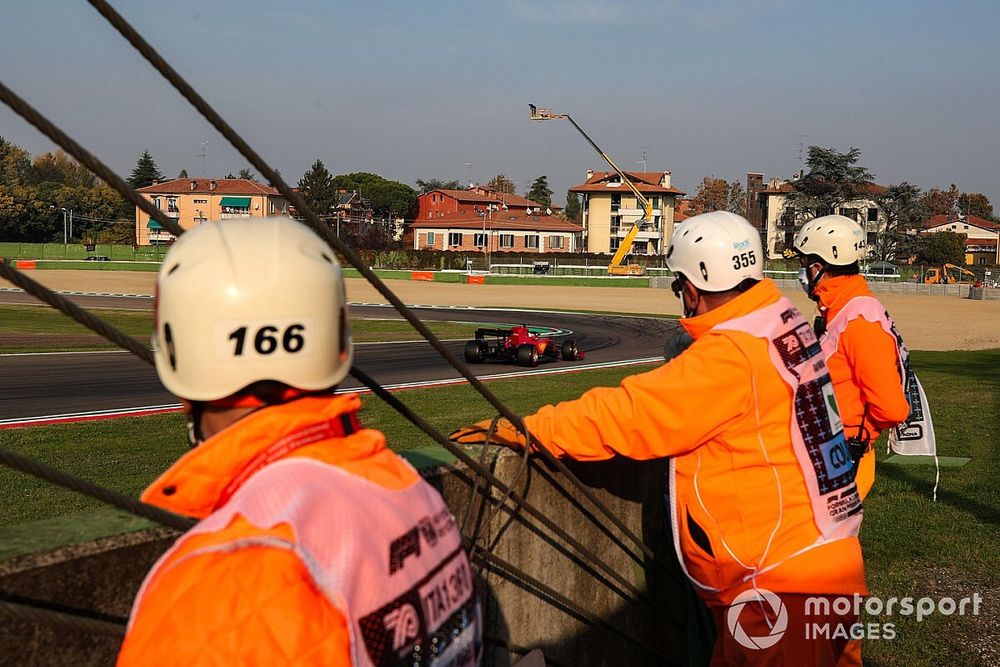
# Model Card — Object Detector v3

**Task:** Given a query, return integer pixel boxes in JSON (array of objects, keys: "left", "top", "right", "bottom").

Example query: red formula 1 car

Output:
[{"left": 463, "top": 324, "right": 584, "bottom": 367}]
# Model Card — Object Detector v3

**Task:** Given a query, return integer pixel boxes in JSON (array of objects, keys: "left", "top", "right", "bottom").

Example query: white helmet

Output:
[
  {"left": 153, "top": 217, "right": 353, "bottom": 402},
  {"left": 666, "top": 211, "right": 763, "bottom": 292},
  {"left": 793, "top": 215, "right": 865, "bottom": 266}
]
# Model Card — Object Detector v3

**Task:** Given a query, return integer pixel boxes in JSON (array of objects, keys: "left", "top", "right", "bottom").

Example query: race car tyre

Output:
[
  {"left": 517, "top": 343, "right": 539, "bottom": 367},
  {"left": 561, "top": 340, "right": 580, "bottom": 361},
  {"left": 465, "top": 340, "right": 486, "bottom": 363}
]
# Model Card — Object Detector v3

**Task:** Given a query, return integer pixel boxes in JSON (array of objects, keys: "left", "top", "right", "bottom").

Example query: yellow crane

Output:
[{"left": 529, "top": 104, "right": 653, "bottom": 276}]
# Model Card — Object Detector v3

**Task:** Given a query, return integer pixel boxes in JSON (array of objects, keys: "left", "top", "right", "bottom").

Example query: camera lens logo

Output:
[{"left": 727, "top": 588, "right": 788, "bottom": 650}]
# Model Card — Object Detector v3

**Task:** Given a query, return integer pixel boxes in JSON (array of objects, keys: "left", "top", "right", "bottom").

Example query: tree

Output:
[
  {"left": 488, "top": 174, "right": 515, "bottom": 195},
  {"left": 564, "top": 192, "right": 582, "bottom": 223},
  {"left": 331, "top": 172, "right": 417, "bottom": 219},
  {"left": 297, "top": 159, "right": 337, "bottom": 218},
  {"left": 916, "top": 231, "right": 965, "bottom": 266},
  {"left": 178, "top": 169, "right": 188, "bottom": 179},
  {"left": 415, "top": 178, "right": 461, "bottom": 194},
  {"left": 920, "top": 184, "right": 959, "bottom": 216},
  {"left": 0, "top": 136, "right": 32, "bottom": 187},
  {"left": 0, "top": 184, "right": 56, "bottom": 242},
  {"left": 958, "top": 192, "right": 993, "bottom": 219},
  {"left": 31, "top": 151, "right": 96, "bottom": 189},
  {"left": 873, "top": 182, "right": 927, "bottom": 261},
  {"left": 690, "top": 177, "right": 730, "bottom": 215},
  {"left": 128, "top": 150, "right": 163, "bottom": 188},
  {"left": 526, "top": 175, "right": 552, "bottom": 207},
  {"left": 727, "top": 181, "right": 747, "bottom": 217},
  {"left": 225, "top": 172, "right": 236, "bottom": 179},
  {"left": 238, "top": 168, "right": 256, "bottom": 181},
  {"left": 782, "top": 147, "right": 875, "bottom": 224}
]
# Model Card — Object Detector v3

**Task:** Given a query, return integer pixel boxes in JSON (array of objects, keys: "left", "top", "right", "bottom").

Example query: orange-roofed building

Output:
[
  {"left": 922, "top": 213, "right": 1000, "bottom": 265},
  {"left": 135, "top": 178, "right": 288, "bottom": 245},
  {"left": 568, "top": 170, "right": 684, "bottom": 255},
  {"left": 409, "top": 210, "right": 581, "bottom": 254}
]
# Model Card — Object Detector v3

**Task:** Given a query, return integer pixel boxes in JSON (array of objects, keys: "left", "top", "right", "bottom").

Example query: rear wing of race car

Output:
[{"left": 474, "top": 328, "right": 511, "bottom": 340}]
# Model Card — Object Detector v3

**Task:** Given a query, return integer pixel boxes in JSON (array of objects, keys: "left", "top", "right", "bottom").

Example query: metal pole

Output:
[
  {"left": 69, "top": 209, "right": 73, "bottom": 240},
  {"left": 62, "top": 209, "right": 67, "bottom": 245}
]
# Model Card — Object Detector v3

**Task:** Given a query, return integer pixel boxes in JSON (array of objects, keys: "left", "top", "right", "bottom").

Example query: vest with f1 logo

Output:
[{"left": 134, "top": 458, "right": 482, "bottom": 667}]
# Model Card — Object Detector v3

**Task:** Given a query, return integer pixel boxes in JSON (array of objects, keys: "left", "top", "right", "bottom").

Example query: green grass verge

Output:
[
  {"left": 484, "top": 274, "right": 650, "bottom": 288},
  {"left": 860, "top": 349, "right": 999, "bottom": 665},
  {"left": 0, "top": 305, "right": 481, "bottom": 353}
]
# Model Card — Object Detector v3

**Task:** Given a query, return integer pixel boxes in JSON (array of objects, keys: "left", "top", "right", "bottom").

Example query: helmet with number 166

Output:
[
  {"left": 666, "top": 211, "right": 764, "bottom": 292},
  {"left": 153, "top": 217, "right": 353, "bottom": 402}
]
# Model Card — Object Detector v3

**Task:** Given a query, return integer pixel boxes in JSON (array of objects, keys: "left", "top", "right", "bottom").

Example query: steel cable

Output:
[
  {"left": 0, "top": 447, "right": 193, "bottom": 531},
  {"left": 349, "top": 366, "right": 654, "bottom": 609},
  {"left": 0, "top": 600, "right": 126, "bottom": 638},
  {"left": 0, "top": 261, "right": 153, "bottom": 363},
  {"left": 84, "top": 0, "right": 660, "bottom": 568},
  {"left": 0, "top": 81, "right": 182, "bottom": 239}
]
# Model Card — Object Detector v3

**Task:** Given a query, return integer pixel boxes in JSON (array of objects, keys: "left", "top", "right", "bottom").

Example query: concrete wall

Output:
[{"left": 0, "top": 450, "right": 688, "bottom": 666}]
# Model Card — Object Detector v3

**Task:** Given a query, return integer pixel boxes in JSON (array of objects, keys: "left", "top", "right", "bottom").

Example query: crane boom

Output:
[{"left": 529, "top": 105, "right": 653, "bottom": 275}]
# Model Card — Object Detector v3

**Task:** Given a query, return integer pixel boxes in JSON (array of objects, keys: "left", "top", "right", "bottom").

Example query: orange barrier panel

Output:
[
  {"left": 16, "top": 260, "right": 37, "bottom": 270},
  {"left": 411, "top": 271, "right": 434, "bottom": 281},
  {"left": 466, "top": 275, "right": 485, "bottom": 284}
]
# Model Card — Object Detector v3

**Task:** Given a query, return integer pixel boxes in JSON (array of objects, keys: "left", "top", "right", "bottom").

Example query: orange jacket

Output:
[
  {"left": 815, "top": 275, "right": 910, "bottom": 499},
  {"left": 523, "top": 280, "right": 866, "bottom": 607},
  {"left": 117, "top": 395, "right": 421, "bottom": 666}
]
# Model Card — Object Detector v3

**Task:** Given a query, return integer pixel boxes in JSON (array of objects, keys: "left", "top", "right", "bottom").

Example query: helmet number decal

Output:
[
  {"left": 225, "top": 322, "right": 308, "bottom": 357},
  {"left": 732, "top": 250, "right": 757, "bottom": 270}
]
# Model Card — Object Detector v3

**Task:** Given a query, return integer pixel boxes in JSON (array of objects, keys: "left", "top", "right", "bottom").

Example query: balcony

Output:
[{"left": 219, "top": 210, "right": 251, "bottom": 219}]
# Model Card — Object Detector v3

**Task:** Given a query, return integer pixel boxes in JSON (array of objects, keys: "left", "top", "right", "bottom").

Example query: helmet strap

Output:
[
  {"left": 186, "top": 401, "right": 206, "bottom": 448},
  {"left": 806, "top": 263, "right": 827, "bottom": 302}
]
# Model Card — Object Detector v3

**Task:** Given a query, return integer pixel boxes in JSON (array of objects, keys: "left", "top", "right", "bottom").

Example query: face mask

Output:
[{"left": 797, "top": 267, "right": 810, "bottom": 294}]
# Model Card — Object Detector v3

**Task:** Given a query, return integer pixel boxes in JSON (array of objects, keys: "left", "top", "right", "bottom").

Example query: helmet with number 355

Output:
[
  {"left": 153, "top": 217, "right": 353, "bottom": 402},
  {"left": 666, "top": 211, "right": 764, "bottom": 292}
]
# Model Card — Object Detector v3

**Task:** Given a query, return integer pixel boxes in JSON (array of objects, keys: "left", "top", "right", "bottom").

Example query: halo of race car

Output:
[{"left": 464, "top": 324, "right": 585, "bottom": 367}]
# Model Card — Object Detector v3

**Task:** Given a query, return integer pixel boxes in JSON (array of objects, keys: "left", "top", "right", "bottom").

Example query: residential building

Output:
[
  {"left": 413, "top": 185, "right": 559, "bottom": 222},
  {"left": 135, "top": 178, "right": 286, "bottom": 245},
  {"left": 747, "top": 173, "right": 887, "bottom": 259},
  {"left": 922, "top": 213, "right": 1000, "bottom": 265},
  {"left": 409, "top": 210, "right": 581, "bottom": 254},
  {"left": 569, "top": 170, "right": 684, "bottom": 255}
]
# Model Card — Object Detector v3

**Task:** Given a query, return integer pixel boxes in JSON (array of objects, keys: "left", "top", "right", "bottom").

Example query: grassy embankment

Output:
[
  {"left": 0, "top": 347, "right": 995, "bottom": 664},
  {"left": 0, "top": 304, "right": 481, "bottom": 353}
]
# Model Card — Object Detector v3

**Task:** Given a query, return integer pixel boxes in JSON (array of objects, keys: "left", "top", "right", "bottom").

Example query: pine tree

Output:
[
  {"left": 297, "top": 159, "right": 337, "bottom": 218},
  {"left": 564, "top": 192, "right": 582, "bottom": 222},
  {"left": 527, "top": 175, "right": 552, "bottom": 206},
  {"left": 128, "top": 150, "right": 163, "bottom": 188},
  {"left": 177, "top": 168, "right": 188, "bottom": 179},
  {"left": 238, "top": 168, "right": 255, "bottom": 181}
]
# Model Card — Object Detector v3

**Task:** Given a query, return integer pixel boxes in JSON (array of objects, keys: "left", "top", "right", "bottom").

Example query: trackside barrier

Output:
[
  {"left": 15, "top": 260, "right": 36, "bottom": 270},
  {"left": 466, "top": 275, "right": 485, "bottom": 284},
  {"left": 411, "top": 271, "right": 434, "bottom": 281}
]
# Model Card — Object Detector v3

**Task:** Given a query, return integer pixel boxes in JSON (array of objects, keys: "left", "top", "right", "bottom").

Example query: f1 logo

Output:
[{"left": 383, "top": 603, "right": 420, "bottom": 651}]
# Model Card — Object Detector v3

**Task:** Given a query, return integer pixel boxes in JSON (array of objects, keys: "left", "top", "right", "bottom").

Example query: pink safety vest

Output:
[
  {"left": 130, "top": 458, "right": 482, "bottom": 667},
  {"left": 672, "top": 298, "right": 862, "bottom": 589},
  {"left": 820, "top": 295, "right": 908, "bottom": 384}
]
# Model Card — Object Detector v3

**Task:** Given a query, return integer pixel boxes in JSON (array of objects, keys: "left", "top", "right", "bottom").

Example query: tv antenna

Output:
[
  {"left": 197, "top": 141, "right": 208, "bottom": 176},
  {"left": 795, "top": 134, "right": 808, "bottom": 170},
  {"left": 637, "top": 146, "right": 650, "bottom": 171},
  {"left": 464, "top": 161, "right": 473, "bottom": 188}
]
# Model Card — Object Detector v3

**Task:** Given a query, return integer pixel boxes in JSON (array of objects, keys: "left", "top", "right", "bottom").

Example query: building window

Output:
[
  {"left": 426, "top": 232, "right": 436, "bottom": 246},
  {"left": 448, "top": 232, "right": 462, "bottom": 246},
  {"left": 166, "top": 197, "right": 179, "bottom": 213},
  {"left": 610, "top": 237, "right": 621, "bottom": 251},
  {"left": 611, "top": 194, "right": 621, "bottom": 211},
  {"left": 583, "top": 195, "right": 589, "bottom": 212},
  {"left": 867, "top": 207, "right": 878, "bottom": 222},
  {"left": 474, "top": 233, "right": 487, "bottom": 247},
  {"left": 499, "top": 234, "right": 514, "bottom": 248},
  {"left": 525, "top": 235, "right": 539, "bottom": 249},
  {"left": 549, "top": 236, "right": 563, "bottom": 249},
  {"left": 428, "top": 212, "right": 433, "bottom": 219},
  {"left": 270, "top": 201, "right": 275, "bottom": 214},
  {"left": 151, "top": 197, "right": 161, "bottom": 209},
  {"left": 651, "top": 196, "right": 660, "bottom": 209},
  {"left": 610, "top": 215, "right": 621, "bottom": 233}
]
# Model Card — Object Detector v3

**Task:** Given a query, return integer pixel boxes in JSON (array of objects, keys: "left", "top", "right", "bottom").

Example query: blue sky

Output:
[{"left": 2, "top": 0, "right": 998, "bottom": 207}]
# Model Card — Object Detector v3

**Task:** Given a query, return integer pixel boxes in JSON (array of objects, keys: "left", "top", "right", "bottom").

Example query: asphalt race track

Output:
[{"left": 0, "top": 292, "right": 680, "bottom": 423}]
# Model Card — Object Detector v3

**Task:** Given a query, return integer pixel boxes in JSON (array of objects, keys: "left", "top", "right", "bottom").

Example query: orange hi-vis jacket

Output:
[
  {"left": 523, "top": 280, "right": 867, "bottom": 607},
  {"left": 815, "top": 275, "right": 911, "bottom": 499},
  {"left": 118, "top": 395, "right": 481, "bottom": 666}
]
